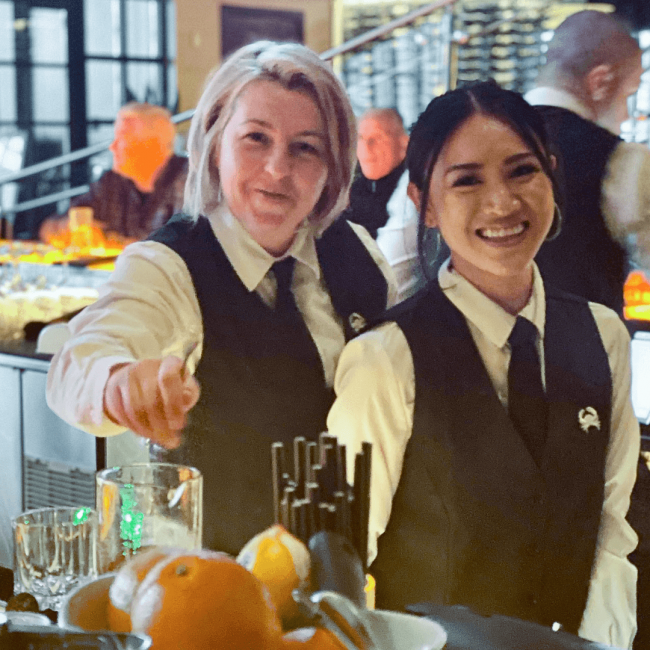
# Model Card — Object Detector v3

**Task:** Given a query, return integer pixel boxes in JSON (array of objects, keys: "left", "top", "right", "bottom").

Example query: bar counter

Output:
[
  {"left": 0, "top": 338, "right": 49, "bottom": 360},
  {"left": 0, "top": 255, "right": 649, "bottom": 650}
]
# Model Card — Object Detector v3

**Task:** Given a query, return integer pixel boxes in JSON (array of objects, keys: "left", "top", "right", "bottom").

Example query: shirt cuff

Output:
[
  {"left": 578, "top": 549, "right": 637, "bottom": 649},
  {"left": 74, "top": 355, "right": 134, "bottom": 437}
]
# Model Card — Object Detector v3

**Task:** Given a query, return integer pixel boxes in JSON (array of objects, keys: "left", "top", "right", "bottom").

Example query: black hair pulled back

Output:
[{"left": 408, "top": 80, "right": 561, "bottom": 282}]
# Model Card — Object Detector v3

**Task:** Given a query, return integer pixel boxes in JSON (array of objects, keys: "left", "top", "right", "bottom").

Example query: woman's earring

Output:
[{"left": 546, "top": 203, "right": 563, "bottom": 241}]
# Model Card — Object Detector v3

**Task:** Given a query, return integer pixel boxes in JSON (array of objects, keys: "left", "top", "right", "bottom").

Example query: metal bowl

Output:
[
  {"left": 2, "top": 585, "right": 149, "bottom": 650},
  {"left": 58, "top": 573, "right": 150, "bottom": 649},
  {"left": 59, "top": 573, "right": 117, "bottom": 632},
  {"left": 60, "top": 573, "right": 446, "bottom": 650},
  {"left": 364, "top": 610, "right": 447, "bottom": 650}
]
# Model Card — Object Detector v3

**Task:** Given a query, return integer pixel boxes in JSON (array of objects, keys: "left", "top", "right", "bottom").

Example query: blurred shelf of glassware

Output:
[
  {"left": 337, "top": 0, "right": 596, "bottom": 129},
  {"left": 0, "top": 239, "right": 121, "bottom": 344}
]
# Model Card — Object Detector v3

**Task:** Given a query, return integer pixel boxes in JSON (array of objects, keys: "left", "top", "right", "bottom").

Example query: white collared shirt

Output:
[
  {"left": 375, "top": 170, "right": 426, "bottom": 303},
  {"left": 45, "top": 208, "right": 397, "bottom": 437},
  {"left": 525, "top": 86, "right": 650, "bottom": 272},
  {"left": 327, "top": 260, "right": 639, "bottom": 649}
]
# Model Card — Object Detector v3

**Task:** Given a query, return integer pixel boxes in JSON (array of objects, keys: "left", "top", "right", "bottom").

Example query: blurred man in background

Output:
[
  {"left": 343, "top": 108, "right": 425, "bottom": 302},
  {"left": 525, "top": 10, "right": 648, "bottom": 316},
  {"left": 39, "top": 102, "right": 187, "bottom": 244},
  {"left": 528, "top": 13, "right": 650, "bottom": 649}
]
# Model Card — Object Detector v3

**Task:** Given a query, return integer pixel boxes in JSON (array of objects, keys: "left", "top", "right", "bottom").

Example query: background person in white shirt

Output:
[
  {"left": 343, "top": 109, "right": 425, "bottom": 302},
  {"left": 525, "top": 10, "right": 647, "bottom": 315},
  {"left": 46, "top": 41, "right": 396, "bottom": 555},
  {"left": 328, "top": 81, "right": 639, "bottom": 648}
]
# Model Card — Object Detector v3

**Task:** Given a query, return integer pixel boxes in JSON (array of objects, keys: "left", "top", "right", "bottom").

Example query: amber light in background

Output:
[
  {"left": 0, "top": 237, "right": 123, "bottom": 269},
  {"left": 46, "top": 224, "right": 124, "bottom": 258},
  {"left": 624, "top": 270, "right": 650, "bottom": 321},
  {"left": 365, "top": 573, "right": 376, "bottom": 610}
]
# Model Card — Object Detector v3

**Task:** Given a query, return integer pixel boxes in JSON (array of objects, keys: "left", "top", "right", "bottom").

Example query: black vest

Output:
[
  {"left": 148, "top": 214, "right": 387, "bottom": 555},
  {"left": 534, "top": 106, "right": 627, "bottom": 315},
  {"left": 371, "top": 282, "right": 611, "bottom": 634}
]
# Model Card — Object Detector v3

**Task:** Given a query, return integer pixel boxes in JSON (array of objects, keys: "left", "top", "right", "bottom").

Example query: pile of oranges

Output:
[{"left": 104, "top": 533, "right": 345, "bottom": 650}]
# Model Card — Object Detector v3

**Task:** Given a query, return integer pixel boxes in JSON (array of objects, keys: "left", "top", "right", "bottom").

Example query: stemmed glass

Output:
[
  {"left": 8, "top": 241, "right": 26, "bottom": 291},
  {"left": 0, "top": 240, "right": 25, "bottom": 295}
]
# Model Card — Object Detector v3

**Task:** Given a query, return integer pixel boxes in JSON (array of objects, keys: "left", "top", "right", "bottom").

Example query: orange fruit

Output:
[
  {"left": 280, "top": 627, "right": 346, "bottom": 650},
  {"left": 98, "top": 481, "right": 119, "bottom": 543},
  {"left": 237, "top": 524, "right": 310, "bottom": 627},
  {"left": 107, "top": 546, "right": 181, "bottom": 632},
  {"left": 130, "top": 549, "right": 282, "bottom": 650}
]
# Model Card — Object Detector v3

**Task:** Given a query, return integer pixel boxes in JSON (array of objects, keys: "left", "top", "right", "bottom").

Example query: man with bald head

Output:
[
  {"left": 525, "top": 10, "right": 647, "bottom": 315},
  {"left": 344, "top": 108, "right": 425, "bottom": 302},
  {"left": 40, "top": 102, "right": 187, "bottom": 243}
]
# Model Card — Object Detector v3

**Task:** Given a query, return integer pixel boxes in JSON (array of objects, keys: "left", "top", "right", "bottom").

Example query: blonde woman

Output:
[{"left": 47, "top": 41, "right": 396, "bottom": 555}]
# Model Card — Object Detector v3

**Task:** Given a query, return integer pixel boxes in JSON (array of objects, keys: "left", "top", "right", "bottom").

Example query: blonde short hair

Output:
[{"left": 184, "top": 41, "right": 357, "bottom": 233}]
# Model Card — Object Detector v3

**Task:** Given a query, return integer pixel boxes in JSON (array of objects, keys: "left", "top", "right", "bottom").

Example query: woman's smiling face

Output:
[
  {"left": 418, "top": 113, "right": 555, "bottom": 295},
  {"left": 215, "top": 79, "right": 329, "bottom": 256}
]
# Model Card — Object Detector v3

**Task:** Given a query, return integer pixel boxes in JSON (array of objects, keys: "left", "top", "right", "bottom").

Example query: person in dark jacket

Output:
[
  {"left": 39, "top": 102, "right": 187, "bottom": 243},
  {"left": 46, "top": 41, "right": 395, "bottom": 556},
  {"left": 525, "top": 10, "right": 646, "bottom": 315},
  {"left": 343, "top": 109, "right": 424, "bottom": 301},
  {"left": 328, "top": 81, "right": 639, "bottom": 648}
]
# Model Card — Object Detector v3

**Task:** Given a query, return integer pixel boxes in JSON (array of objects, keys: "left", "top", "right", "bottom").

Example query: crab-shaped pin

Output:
[
  {"left": 578, "top": 407, "right": 601, "bottom": 433},
  {"left": 349, "top": 312, "right": 367, "bottom": 334}
]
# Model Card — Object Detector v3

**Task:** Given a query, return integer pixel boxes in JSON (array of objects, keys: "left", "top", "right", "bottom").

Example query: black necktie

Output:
[
  {"left": 272, "top": 257, "right": 321, "bottom": 367},
  {"left": 508, "top": 316, "right": 548, "bottom": 465},
  {"left": 273, "top": 257, "right": 299, "bottom": 314}
]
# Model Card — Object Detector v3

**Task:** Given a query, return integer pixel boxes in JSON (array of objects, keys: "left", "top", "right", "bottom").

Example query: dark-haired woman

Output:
[{"left": 328, "top": 81, "right": 639, "bottom": 648}]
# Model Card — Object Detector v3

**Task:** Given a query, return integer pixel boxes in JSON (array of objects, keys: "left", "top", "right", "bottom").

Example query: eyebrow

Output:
[
  {"left": 244, "top": 118, "right": 325, "bottom": 140},
  {"left": 444, "top": 152, "right": 536, "bottom": 175}
]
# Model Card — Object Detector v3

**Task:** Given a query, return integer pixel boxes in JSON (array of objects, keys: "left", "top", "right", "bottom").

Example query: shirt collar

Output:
[
  {"left": 207, "top": 204, "right": 321, "bottom": 292},
  {"left": 524, "top": 87, "right": 593, "bottom": 122},
  {"left": 438, "top": 259, "right": 546, "bottom": 348},
  {"left": 524, "top": 86, "right": 593, "bottom": 121}
]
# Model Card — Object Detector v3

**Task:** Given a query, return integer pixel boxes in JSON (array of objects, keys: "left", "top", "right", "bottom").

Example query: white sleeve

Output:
[
  {"left": 601, "top": 141, "right": 650, "bottom": 271},
  {"left": 578, "top": 303, "right": 640, "bottom": 649},
  {"left": 46, "top": 241, "right": 203, "bottom": 437},
  {"left": 346, "top": 220, "right": 400, "bottom": 308},
  {"left": 326, "top": 322, "right": 415, "bottom": 563}
]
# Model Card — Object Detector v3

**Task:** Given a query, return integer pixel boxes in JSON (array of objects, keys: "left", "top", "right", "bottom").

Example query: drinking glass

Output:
[
  {"left": 95, "top": 463, "right": 203, "bottom": 574},
  {"left": 68, "top": 206, "right": 95, "bottom": 251},
  {"left": 12, "top": 506, "right": 97, "bottom": 611}
]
